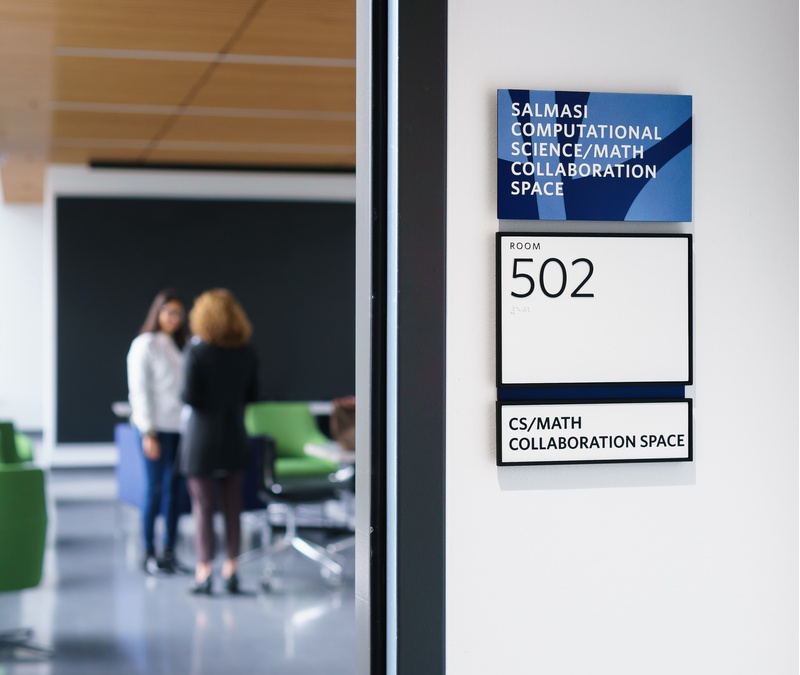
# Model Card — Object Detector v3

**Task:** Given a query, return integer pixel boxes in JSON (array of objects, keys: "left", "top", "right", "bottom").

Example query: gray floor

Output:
[{"left": 0, "top": 470, "right": 356, "bottom": 674}]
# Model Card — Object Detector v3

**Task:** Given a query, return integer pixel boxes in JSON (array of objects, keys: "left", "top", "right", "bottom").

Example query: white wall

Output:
[
  {"left": 0, "top": 189, "right": 44, "bottom": 430},
  {"left": 446, "top": 1, "right": 797, "bottom": 674}
]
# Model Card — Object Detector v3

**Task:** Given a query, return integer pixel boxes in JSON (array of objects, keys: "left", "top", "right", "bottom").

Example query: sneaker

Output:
[
  {"left": 161, "top": 549, "right": 191, "bottom": 575},
  {"left": 142, "top": 555, "right": 162, "bottom": 576},
  {"left": 155, "top": 558, "right": 176, "bottom": 574}
]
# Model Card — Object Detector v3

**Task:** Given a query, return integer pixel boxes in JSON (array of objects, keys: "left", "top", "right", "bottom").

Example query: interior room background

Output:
[{"left": 56, "top": 196, "right": 355, "bottom": 444}]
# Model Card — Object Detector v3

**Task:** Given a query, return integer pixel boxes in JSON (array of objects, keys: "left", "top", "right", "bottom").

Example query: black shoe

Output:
[
  {"left": 161, "top": 549, "right": 191, "bottom": 575},
  {"left": 223, "top": 572, "right": 240, "bottom": 594},
  {"left": 189, "top": 575, "right": 213, "bottom": 595},
  {"left": 155, "top": 558, "right": 176, "bottom": 574}
]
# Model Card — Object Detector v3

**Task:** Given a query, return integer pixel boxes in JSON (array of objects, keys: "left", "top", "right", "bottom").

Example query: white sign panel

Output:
[
  {"left": 497, "top": 399, "right": 692, "bottom": 465},
  {"left": 497, "top": 233, "right": 692, "bottom": 386}
]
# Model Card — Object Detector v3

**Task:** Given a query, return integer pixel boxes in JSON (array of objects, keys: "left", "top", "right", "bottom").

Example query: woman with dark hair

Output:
[
  {"left": 127, "top": 288, "right": 189, "bottom": 576},
  {"left": 180, "top": 289, "right": 259, "bottom": 594}
]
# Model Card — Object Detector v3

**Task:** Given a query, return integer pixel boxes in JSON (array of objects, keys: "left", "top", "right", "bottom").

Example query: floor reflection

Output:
[{"left": 0, "top": 470, "right": 355, "bottom": 675}]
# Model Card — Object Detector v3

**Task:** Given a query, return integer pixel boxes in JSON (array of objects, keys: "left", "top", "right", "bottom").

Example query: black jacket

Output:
[{"left": 179, "top": 341, "right": 259, "bottom": 476}]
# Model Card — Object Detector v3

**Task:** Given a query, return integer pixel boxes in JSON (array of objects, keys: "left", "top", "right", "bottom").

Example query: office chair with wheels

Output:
[
  {"left": 240, "top": 402, "right": 349, "bottom": 589},
  {"left": 245, "top": 401, "right": 340, "bottom": 480},
  {"left": 0, "top": 422, "right": 51, "bottom": 659}
]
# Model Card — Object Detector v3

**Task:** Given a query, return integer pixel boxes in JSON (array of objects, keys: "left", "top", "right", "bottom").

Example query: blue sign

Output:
[{"left": 497, "top": 90, "right": 692, "bottom": 221}]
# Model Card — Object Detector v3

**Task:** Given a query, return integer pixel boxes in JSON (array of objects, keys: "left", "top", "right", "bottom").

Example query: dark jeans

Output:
[{"left": 140, "top": 431, "right": 181, "bottom": 555}]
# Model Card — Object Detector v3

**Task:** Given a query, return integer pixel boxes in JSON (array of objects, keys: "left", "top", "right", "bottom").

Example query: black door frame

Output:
[{"left": 364, "top": 0, "right": 448, "bottom": 672}]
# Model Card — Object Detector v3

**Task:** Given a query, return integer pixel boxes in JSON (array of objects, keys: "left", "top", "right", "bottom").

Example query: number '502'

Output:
[{"left": 510, "top": 258, "right": 595, "bottom": 299}]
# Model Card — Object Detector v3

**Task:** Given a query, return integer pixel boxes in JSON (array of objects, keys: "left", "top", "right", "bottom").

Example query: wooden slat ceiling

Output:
[{"left": 0, "top": 0, "right": 356, "bottom": 202}]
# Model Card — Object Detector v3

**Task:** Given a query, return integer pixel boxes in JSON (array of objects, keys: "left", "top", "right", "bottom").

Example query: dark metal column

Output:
[
  {"left": 367, "top": 0, "right": 447, "bottom": 671},
  {"left": 394, "top": 0, "right": 448, "bottom": 672}
]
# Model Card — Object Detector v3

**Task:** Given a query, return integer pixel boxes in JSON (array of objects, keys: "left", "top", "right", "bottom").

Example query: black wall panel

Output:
[{"left": 56, "top": 197, "right": 355, "bottom": 444}]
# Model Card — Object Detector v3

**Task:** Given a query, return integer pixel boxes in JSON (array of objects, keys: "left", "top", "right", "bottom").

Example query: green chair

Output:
[
  {"left": 245, "top": 401, "right": 339, "bottom": 480},
  {"left": 241, "top": 402, "right": 346, "bottom": 588},
  {"left": 0, "top": 423, "right": 21, "bottom": 465},
  {"left": 13, "top": 433, "right": 34, "bottom": 463},
  {"left": 0, "top": 421, "right": 50, "bottom": 658}
]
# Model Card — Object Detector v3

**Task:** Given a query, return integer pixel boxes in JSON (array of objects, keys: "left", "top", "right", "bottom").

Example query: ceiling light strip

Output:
[
  {"left": 53, "top": 46, "right": 356, "bottom": 68},
  {"left": 49, "top": 101, "right": 356, "bottom": 121}
]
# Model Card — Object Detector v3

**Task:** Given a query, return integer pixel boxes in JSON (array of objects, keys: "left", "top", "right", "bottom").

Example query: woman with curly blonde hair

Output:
[{"left": 180, "top": 289, "right": 259, "bottom": 594}]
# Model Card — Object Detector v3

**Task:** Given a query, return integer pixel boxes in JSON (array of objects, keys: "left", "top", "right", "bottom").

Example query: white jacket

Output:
[{"left": 127, "top": 332, "right": 185, "bottom": 434}]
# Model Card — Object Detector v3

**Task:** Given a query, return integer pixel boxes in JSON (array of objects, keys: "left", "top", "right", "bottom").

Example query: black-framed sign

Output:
[
  {"left": 497, "top": 399, "right": 692, "bottom": 466},
  {"left": 497, "top": 233, "right": 692, "bottom": 387}
]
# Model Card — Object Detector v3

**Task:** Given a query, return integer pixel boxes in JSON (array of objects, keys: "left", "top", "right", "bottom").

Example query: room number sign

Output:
[{"left": 497, "top": 233, "right": 692, "bottom": 387}]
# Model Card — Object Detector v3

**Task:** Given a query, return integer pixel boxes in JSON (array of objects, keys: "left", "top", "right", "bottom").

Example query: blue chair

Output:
[{"left": 114, "top": 423, "right": 262, "bottom": 515}]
